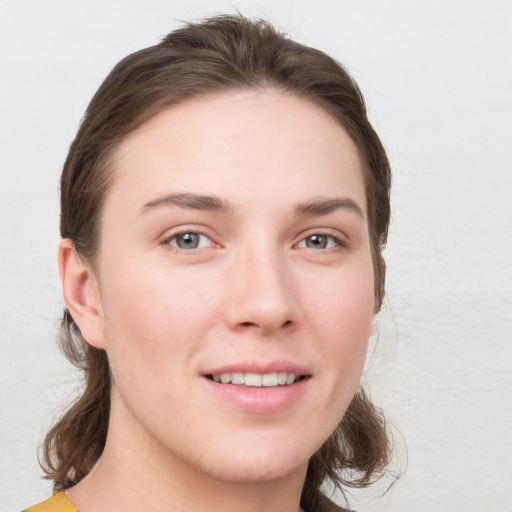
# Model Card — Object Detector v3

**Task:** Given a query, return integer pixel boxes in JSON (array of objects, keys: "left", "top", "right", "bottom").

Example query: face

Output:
[{"left": 89, "top": 90, "right": 375, "bottom": 484}]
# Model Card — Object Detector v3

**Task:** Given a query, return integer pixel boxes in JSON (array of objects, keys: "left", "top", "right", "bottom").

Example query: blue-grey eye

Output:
[
  {"left": 170, "top": 232, "right": 210, "bottom": 250},
  {"left": 298, "top": 234, "right": 339, "bottom": 249}
]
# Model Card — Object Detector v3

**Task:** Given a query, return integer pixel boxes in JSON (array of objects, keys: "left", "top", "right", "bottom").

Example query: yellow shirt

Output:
[
  {"left": 22, "top": 491, "right": 78, "bottom": 512},
  {"left": 22, "top": 490, "right": 348, "bottom": 511}
]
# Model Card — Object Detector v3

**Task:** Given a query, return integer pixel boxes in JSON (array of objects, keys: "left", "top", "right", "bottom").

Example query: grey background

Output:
[{"left": 1, "top": 0, "right": 511, "bottom": 510}]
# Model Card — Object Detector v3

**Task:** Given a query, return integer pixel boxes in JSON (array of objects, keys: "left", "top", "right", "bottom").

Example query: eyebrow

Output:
[
  {"left": 141, "top": 192, "right": 363, "bottom": 219},
  {"left": 142, "top": 192, "right": 234, "bottom": 214},
  {"left": 294, "top": 197, "right": 364, "bottom": 219}
]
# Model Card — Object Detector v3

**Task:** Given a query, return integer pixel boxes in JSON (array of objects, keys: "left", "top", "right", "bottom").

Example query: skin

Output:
[{"left": 59, "top": 90, "right": 376, "bottom": 512}]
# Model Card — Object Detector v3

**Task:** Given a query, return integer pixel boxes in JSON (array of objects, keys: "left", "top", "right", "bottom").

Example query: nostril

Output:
[
  {"left": 239, "top": 320, "right": 293, "bottom": 329},
  {"left": 240, "top": 321, "right": 258, "bottom": 328}
]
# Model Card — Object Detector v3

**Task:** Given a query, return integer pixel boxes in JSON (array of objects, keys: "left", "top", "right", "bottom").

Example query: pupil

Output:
[
  {"left": 307, "top": 235, "right": 327, "bottom": 249},
  {"left": 178, "top": 233, "right": 199, "bottom": 249}
]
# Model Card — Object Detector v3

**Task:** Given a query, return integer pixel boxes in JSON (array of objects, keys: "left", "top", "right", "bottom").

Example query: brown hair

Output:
[{"left": 42, "top": 14, "right": 392, "bottom": 511}]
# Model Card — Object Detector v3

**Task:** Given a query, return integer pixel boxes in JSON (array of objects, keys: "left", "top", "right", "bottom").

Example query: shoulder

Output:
[
  {"left": 22, "top": 491, "right": 78, "bottom": 512},
  {"left": 317, "top": 493, "right": 356, "bottom": 512}
]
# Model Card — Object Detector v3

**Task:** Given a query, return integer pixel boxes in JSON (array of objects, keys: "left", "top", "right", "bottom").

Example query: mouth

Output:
[
  {"left": 202, "top": 366, "right": 311, "bottom": 413},
  {"left": 205, "top": 372, "right": 308, "bottom": 387}
]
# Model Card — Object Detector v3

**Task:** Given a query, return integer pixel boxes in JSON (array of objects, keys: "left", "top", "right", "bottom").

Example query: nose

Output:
[{"left": 223, "top": 244, "right": 300, "bottom": 335}]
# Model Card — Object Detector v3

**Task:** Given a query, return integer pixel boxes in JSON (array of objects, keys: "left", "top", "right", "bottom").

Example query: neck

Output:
[{"left": 66, "top": 391, "right": 307, "bottom": 512}]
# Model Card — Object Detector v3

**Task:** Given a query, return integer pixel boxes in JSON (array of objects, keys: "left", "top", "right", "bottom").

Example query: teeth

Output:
[
  {"left": 262, "top": 373, "right": 277, "bottom": 387},
  {"left": 245, "top": 373, "right": 262, "bottom": 386},
  {"left": 286, "top": 372, "right": 296, "bottom": 385},
  {"left": 212, "top": 372, "right": 299, "bottom": 387},
  {"left": 231, "top": 372, "right": 244, "bottom": 385}
]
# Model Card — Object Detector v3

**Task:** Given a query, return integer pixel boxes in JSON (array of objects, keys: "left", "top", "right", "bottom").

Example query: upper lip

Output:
[{"left": 201, "top": 361, "right": 311, "bottom": 377}]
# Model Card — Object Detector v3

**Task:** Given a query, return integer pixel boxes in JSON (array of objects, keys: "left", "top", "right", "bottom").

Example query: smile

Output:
[
  {"left": 201, "top": 362, "right": 311, "bottom": 413},
  {"left": 207, "top": 372, "right": 302, "bottom": 387}
]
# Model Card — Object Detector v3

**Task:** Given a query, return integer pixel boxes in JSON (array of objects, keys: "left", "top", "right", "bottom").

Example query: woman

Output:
[{"left": 24, "top": 14, "right": 392, "bottom": 512}]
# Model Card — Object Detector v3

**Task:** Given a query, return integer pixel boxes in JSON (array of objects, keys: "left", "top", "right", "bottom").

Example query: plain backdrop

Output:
[{"left": 1, "top": 1, "right": 511, "bottom": 511}]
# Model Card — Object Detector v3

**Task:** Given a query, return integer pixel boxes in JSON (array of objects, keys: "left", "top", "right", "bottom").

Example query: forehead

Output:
[{"left": 108, "top": 90, "right": 366, "bottom": 217}]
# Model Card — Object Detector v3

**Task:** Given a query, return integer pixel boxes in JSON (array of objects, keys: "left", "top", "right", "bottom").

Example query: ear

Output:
[{"left": 58, "top": 239, "right": 106, "bottom": 349}]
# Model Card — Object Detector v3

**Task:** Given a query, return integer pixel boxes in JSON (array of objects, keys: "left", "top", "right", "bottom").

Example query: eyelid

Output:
[
  {"left": 160, "top": 226, "right": 220, "bottom": 253},
  {"left": 294, "top": 228, "right": 349, "bottom": 249}
]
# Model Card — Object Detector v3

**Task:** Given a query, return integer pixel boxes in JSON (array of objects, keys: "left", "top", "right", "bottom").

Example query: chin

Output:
[
  {"left": 208, "top": 457, "right": 307, "bottom": 485},
  {"left": 191, "top": 439, "right": 312, "bottom": 485}
]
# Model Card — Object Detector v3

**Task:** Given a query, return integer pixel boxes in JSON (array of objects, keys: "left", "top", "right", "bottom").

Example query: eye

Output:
[
  {"left": 167, "top": 232, "right": 213, "bottom": 250},
  {"left": 297, "top": 234, "right": 342, "bottom": 250}
]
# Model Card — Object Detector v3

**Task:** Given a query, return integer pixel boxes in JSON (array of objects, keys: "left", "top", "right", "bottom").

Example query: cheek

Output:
[
  {"left": 307, "top": 263, "right": 375, "bottom": 334},
  {"left": 99, "top": 263, "right": 223, "bottom": 379},
  {"left": 305, "top": 267, "right": 374, "bottom": 381}
]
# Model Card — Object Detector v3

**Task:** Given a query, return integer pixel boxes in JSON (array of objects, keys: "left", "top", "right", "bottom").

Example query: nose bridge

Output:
[{"left": 225, "top": 236, "right": 298, "bottom": 333}]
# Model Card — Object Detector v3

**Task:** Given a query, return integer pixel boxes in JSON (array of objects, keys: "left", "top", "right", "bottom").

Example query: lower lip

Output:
[{"left": 202, "top": 377, "right": 309, "bottom": 414}]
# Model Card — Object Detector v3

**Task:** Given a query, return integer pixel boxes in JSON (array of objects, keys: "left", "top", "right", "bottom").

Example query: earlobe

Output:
[{"left": 58, "top": 239, "right": 106, "bottom": 349}]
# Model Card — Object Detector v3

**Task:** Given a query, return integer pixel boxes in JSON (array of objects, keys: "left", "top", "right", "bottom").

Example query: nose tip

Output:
[
  {"left": 223, "top": 253, "right": 299, "bottom": 335},
  {"left": 236, "top": 309, "right": 295, "bottom": 336}
]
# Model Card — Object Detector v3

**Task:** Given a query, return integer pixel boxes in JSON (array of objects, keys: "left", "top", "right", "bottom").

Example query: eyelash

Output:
[
  {"left": 162, "top": 228, "right": 347, "bottom": 254},
  {"left": 162, "top": 229, "right": 216, "bottom": 253},
  {"left": 296, "top": 233, "right": 346, "bottom": 250}
]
